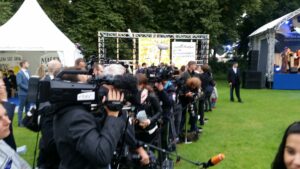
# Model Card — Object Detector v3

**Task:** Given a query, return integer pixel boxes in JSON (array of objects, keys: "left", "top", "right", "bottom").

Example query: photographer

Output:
[
  {"left": 178, "top": 61, "right": 199, "bottom": 134},
  {"left": 155, "top": 67, "right": 179, "bottom": 144},
  {"left": 93, "top": 63, "right": 104, "bottom": 77},
  {"left": 37, "top": 60, "right": 62, "bottom": 169},
  {"left": 179, "top": 77, "right": 201, "bottom": 134},
  {"left": 53, "top": 65, "right": 149, "bottom": 169},
  {"left": 135, "top": 74, "right": 162, "bottom": 144},
  {"left": 197, "top": 64, "right": 214, "bottom": 127},
  {"left": 200, "top": 64, "right": 214, "bottom": 112}
]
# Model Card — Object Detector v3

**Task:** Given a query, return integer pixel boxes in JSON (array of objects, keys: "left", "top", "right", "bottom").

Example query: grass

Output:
[{"left": 13, "top": 80, "right": 300, "bottom": 168}]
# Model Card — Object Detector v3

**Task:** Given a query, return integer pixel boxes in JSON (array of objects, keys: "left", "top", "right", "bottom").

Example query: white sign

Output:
[
  {"left": 0, "top": 55, "right": 23, "bottom": 72},
  {"left": 40, "top": 53, "right": 60, "bottom": 65},
  {"left": 172, "top": 42, "right": 196, "bottom": 67}
]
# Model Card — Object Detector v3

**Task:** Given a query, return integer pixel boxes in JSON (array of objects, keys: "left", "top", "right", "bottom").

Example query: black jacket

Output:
[
  {"left": 180, "top": 70, "right": 197, "bottom": 84},
  {"left": 2, "top": 101, "right": 16, "bottom": 150},
  {"left": 139, "top": 92, "right": 162, "bottom": 127},
  {"left": 227, "top": 68, "right": 241, "bottom": 85},
  {"left": 53, "top": 105, "right": 126, "bottom": 169},
  {"left": 199, "top": 72, "right": 214, "bottom": 95}
]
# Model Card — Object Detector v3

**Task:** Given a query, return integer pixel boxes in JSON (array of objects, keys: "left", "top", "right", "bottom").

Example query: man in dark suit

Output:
[
  {"left": 16, "top": 60, "right": 31, "bottom": 127},
  {"left": 227, "top": 62, "right": 242, "bottom": 103}
]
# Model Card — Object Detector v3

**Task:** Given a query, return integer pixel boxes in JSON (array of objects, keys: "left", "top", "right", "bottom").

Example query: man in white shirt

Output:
[
  {"left": 16, "top": 60, "right": 31, "bottom": 127},
  {"left": 227, "top": 62, "right": 242, "bottom": 103}
]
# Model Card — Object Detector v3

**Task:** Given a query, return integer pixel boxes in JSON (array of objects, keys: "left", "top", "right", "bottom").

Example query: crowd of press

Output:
[{"left": 0, "top": 58, "right": 299, "bottom": 169}]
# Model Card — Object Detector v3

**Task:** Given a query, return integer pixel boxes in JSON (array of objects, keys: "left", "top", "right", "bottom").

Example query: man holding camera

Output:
[
  {"left": 53, "top": 65, "right": 149, "bottom": 169},
  {"left": 179, "top": 61, "right": 200, "bottom": 134}
]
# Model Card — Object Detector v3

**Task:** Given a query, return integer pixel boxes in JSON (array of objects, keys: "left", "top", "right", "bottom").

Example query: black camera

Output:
[
  {"left": 32, "top": 70, "right": 138, "bottom": 110},
  {"left": 146, "top": 66, "right": 176, "bottom": 83},
  {"left": 86, "top": 55, "right": 99, "bottom": 74}
]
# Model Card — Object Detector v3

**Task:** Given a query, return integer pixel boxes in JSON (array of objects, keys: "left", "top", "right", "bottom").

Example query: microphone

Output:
[{"left": 203, "top": 154, "right": 225, "bottom": 168}]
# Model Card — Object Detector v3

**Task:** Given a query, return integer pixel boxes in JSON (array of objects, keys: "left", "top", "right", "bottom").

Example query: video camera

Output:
[
  {"left": 86, "top": 55, "right": 99, "bottom": 74},
  {"left": 146, "top": 66, "right": 178, "bottom": 83},
  {"left": 32, "top": 70, "right": 138, "bottom": 110}
]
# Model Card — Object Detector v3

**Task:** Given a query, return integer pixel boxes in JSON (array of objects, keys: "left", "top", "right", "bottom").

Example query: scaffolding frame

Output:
[{"left": 98, "top": 31, "right": 210, "bottom": 66}]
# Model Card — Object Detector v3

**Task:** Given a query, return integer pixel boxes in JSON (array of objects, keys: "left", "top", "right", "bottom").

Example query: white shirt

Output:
[
  {"left": 21, "top": 68, "right": 29, "bottom": 80},
  {"left": 233, "top": 67, "right": 237, "bottom": 74},
  {"left": 49, "top": 74, "right": 54, "bottom": 80}
]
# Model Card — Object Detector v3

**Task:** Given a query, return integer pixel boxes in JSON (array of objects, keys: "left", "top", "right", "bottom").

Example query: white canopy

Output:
[
  {"left": 0, "top": 0, "right": 82, "bottom": 66},
  {"left": 249, "top": 8, "right": 300, "bottom": 37}
]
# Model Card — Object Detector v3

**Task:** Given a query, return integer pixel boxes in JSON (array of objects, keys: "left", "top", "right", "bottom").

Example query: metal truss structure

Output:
[{"left": 98, "top": 31, "right": 210, "bottom": 66}]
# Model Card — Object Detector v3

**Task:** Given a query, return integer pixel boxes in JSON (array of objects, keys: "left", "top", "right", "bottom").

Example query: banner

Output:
[
  {"left": 0, "top": 55, "right": 23, "bottom": 73},
  {"left": 40, "top": 53, "right": 60, "bottom": 65},
  {"left": 0, "top": 51, "right": 60, "bottom": 74},
  {"left": 138, "top": 38, "right": 170, "bottom": 65},
  {"left": 172, "top": 42, "right": 196, "bottom": 67}
]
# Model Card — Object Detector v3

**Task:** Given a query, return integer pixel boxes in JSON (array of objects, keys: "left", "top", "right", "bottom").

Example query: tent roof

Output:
[
  {"left": 0, "top": 0, "right": 82, "bottom": 66},
  {"left": 249, "top": 8, "right": 300, "bottom": 37}
]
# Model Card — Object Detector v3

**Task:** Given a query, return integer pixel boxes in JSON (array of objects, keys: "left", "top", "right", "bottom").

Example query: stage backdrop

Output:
[
  {"left": 0, "top": 51, "right": 60, "bottom": 74},
  {"left": 138, "top": 38, "right": 170, "bottom": 65},
  {"left": 172, "top": 42, "right": 196, "bottom": 68}
]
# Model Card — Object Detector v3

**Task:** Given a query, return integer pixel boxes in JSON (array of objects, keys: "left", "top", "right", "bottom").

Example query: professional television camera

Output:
[
  {"left": 35, "top": 69, "right": 138, "bottom": 110},
  {"left": 86, "top": 55, "right": 99, "bottom": 74},
  {"left": 146, "top": 65, "right": 179, "bottom": 83}
]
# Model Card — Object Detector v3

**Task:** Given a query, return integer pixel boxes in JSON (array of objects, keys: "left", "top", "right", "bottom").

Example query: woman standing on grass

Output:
[{"left": 272, "top": 121, "right": 300, "bottom": 169}]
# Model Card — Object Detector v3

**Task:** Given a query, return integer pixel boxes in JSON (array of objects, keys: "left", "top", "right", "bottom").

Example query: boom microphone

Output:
[{"left": 203, "top": 153, "right": 225, "bottom": 168}]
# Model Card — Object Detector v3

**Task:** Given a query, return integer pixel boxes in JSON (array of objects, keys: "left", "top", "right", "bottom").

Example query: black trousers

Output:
[
  {"left": 230, "top": 84, "right": 241, "bottom": 101},
  {"left": 198, "top": 99, "right": 205, "bottom": 125},
  {"left": 204, "top": 92, "right": 212, "bottom": 111},
  {"left": 180, "top": 102, "right": 197, "bottom": 133},
  {"left": 173, "top": 104, "right": 182, "bottom": 137}
]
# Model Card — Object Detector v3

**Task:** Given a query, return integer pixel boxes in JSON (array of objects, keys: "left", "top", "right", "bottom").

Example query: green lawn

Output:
[{"left": 13, "top": 80, "right": 300, "bottom": 168}]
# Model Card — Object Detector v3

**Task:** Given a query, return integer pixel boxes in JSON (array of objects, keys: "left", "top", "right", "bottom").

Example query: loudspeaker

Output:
[
  {"left": 290, "top": 67, "right": 298, "bottom": 73},
  {"left": 242, "top": 71, "right": 264, "bottom": 89},
  {"left": 248, "top": 50, "right": 259, "bottom": 71}
]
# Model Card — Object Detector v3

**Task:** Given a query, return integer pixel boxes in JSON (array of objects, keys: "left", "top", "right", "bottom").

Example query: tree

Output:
[
  {"left": 0, "top": 1, "right": 13, "bottom": 26},
  {"left": 5, "top": 0, "right": 300, "bottom": 61},
  {"left": 148, "top": 0, "right": 223, "bottom": 47},
  {"left": 237, "top": 0, "right": 300, "bottom": 56}
]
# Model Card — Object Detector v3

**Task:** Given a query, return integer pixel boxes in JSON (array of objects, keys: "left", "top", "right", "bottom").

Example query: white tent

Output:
[
  {"left": 0, "top": 0, "right": 82, "bottom": 73},
  {"left": 249, "top": 8, "right": 300, "bottom": 83}
]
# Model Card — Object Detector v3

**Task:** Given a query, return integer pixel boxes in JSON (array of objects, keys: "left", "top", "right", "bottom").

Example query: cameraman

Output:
[
  {"left": 179, "top": 77, "right": 201, "bottom": 133},
  {"left": 37, "top": 59, "right": 62, "bottom": 169},
  {"left": 53, "top": 66, "right": 148, "bottom": 169},
  {"left": 92, "top": 63, "right": 104, "bottom": 77},
  {"left": 156, "top": 68, "right": 179, "bottom": 143},
  {"left": 178, "top": 61, "right": 199, "bottom": 134}
]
